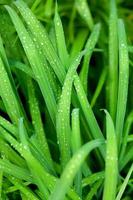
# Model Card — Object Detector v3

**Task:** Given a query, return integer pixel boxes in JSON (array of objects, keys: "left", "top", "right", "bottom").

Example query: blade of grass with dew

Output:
[
  {"left": 103, "top": 110, "right": 118, "bottom": 200},
  {"left": 116, "top": 19, "right": 129, "bottom": 149},
  {"left": 27, "top": 78, "right": 53, "bottom": 168},
  {"left": 0, "top": 159, "right": 33, "bottom": 182},
  {"left": 49, "top": 139, "right": 104, "bottom": 200},
  {"left": 91, "top": 67, "right": 107, "bottom": 108},
  {"left": 28, "top": 29, "right": 61, "bottom": 102},
  {"left": 10, "top": 60, "right": 35, "bottom": 79},
  {"left": 54, "top": 3, "right": 69, "bottom": 69},
  {"left": 71, "top": 108, "right": 82, "bottom": 197},
  {"left": 0, "top": 36, "right": 28, "bottom": 125},
  {"left": 75, "top": 0, "right": 94, "bottom": 30},
  {"left": 15, "top": 0, "right": 62, "bottom": 101},
  {"left": 0, "top": 127, "right": 80, "bottom": 199},
  {"left": 28, "top": 138, "right": 55, "bottom": 175},
  {"left": 0, "top": 125, "right": 56, "bottom": 191},
  {"left": 7, "top": 176, "right": 39, "bottom": 200},
  {"left": 85, "top": 179, "right": 103, "bottom": 200},
  {"left": 108, "top": 0, "right": 118, "bottom": 121},
  {"left": 74, "top": 75, "right": 105, "bottom": 158},
  {"left": 56, "top": 51, "right": 85, "bottom": 169},
  {"left": 120, "top": 111, "right": 133, "bottom": 162},
  {"left": 82, "top": 171, "right": 104, "bottom": 188},
  {"left": 0, "top": 57, "right": 23, "bottom": 125},
  {"left": 14, "top": 0, "right": 66, "bottom": 83},
  {"left": 0, "top": 138, "right": 26, "bottom": 168},
  {"left": 13, "top": 0, "right": 106, "bottom": 156},
  {"left": 116, "top": 163, "right": 133, "bottom": 200},
  {"left": 0, "top": 116, "right": 18, "bottom": 137},
  {"left": 5, "top": 6, "right": 57, "bottom": 125},
  {"left": 80, "top": 23, "right": 101, "bottom": 94},
  {"left": 18, "top": 118, "right": 52, "bottom": 198}
]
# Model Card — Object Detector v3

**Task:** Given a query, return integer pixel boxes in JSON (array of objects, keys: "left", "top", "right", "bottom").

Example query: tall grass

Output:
[{"left": 0, "top": 0, "right": 132, "bottom": 199}]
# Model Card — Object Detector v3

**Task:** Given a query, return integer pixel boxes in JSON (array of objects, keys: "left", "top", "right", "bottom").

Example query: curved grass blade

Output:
[
  {"left": 116, "top": 19, "right": 129, "bottom": 149},
  {"left": 56, "top": 51, "right": 85, "bottom": 169},
  {"left": 7, "top": 176, "right": 39, "bottom": 200},
  {"left": 108, "top": 0, "right": 118, "bottom": 121},
  {"left": 71, "top": 108, "right": 82, "bottom": 197},
  {"left": 0, "top": 137, "right": 26, "bottom": 168},
  {"left": 116, "top": 163, "right": 133, "bottom": 200},
  {"left": 0, "top": 116, "right": 17, "bottom": 137},
  {"left": 0, "top": 159, "right": 33, "bottom": 182},
  {"left": 10, "top": 60, "right": 35, "bottom": 79},
  {"left": 49, "top": 139, "right": 104, "bottom": 200},
  {"left": 74, "top": 75, "right": 105, "bottom": 158},
  {"left": 5, "top": 5, "right": 57, "bottom": 125},
  {"left": 0, "top": 36, "right": 28, "bottom": 126},
  {"left": 75, "top": 0, "right": 94, "bottom": 30},
  {"left": 103, "top": 110, "right": 118, "bottom": 200},
  {"left": 85, "top": 179, "right": 103, "bottom": 200},
  {"left": 82, "top": 171, "right": 104, "bottom": 188},
  {"left": 54, "top": 3, "right": 69, "bottom": 69},
  {"left": 14, "top": 0, "right": 66, "bottom": 83},
  {"left": 13, "top": 1, "right": 105, "bottom": 157},
  {"left": 0, "top": 57, "right": 23, "bottom": 125},
  {"left": 27, "top": 79, "right": 53, "bottom": 167},
  {"left": 80, "top": 23, "right": 101, "bottom": 94}
]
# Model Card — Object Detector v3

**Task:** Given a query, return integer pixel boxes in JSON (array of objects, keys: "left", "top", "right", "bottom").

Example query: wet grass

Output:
[{"left": 0, "top": 0, "right": 133, "bottom": 199}]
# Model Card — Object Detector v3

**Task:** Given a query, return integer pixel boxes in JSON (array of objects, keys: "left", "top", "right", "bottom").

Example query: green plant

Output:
[{"left": 0, "top": 0, "right": 133, "bottom": 199}]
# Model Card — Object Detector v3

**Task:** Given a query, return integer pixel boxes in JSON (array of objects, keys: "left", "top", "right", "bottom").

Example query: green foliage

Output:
[{"left": 0, "top": 0, "right": 132, "bottom": 199}]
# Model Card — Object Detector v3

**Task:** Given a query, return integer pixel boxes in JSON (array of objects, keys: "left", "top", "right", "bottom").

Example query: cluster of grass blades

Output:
[{"left": 0, "top": 0, "right": 133, "bottom": 199}]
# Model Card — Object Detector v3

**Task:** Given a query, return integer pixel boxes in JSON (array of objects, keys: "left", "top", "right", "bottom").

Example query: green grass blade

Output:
[
  {"left": 14, "top": 0, "right": 66, "bottom": 83},
  {"left": 5, "top": 5, "right": 57, "bottom": 125},
  {"left": 0, "top": 36, "right": 28, "bottom": 126},
  {"left": 7, "top": 176, "right": 39, "bottom": 200},
  {"left": 85, "top": 179, "right": 103, "bottom": 200},
  {"left": 71, "top": 108, "right": 82, "bottom": 197},
  {"left": 0, "top": 159, "right": 32, "bottom": 182},
  {"left": 0, "top": 116, "right": 17, "bottom": 137},
  {"left": 82, "top": 171, "right": 104, "bottom": 188},
  {"left": 116, "top": 163, "right": 133, "bottom": 200},
  {"left": 103, "top": 110, "right": 118, "bottom": 200},
  {"left": 108, "top": 0, "right": 118, "bottom": 121},
  {"left": 49, "top": 139, "right": 104, "bottom": 200},
  {"left": 75, "top": 0, "right": 94, "bottom": 30},
  {"left": 91, "top": 67, "right": 107, "bottom": 108},
  {"left": 0, "top": 137, "right": 26, "bottom": 168},
  {"left": 116, "top": 19, "right": 129, "bottom": 149},
  {"left": 56, "top": 51, "right": 85, "bottom": 169},
  {"left": 10, "top": 60, "right": 35, "bottom": 79},
  {"left": 27, "top": 79, "right": 53, "bottom": 166},
  {"left": 54, "top": 3, "right": 69, "bottom": 69},
  {"left": 0, "top": 57, "right": 22, "bottom": 125},
  {"left": 80, "top": 23, "right": 101, "bottom": 94},
  {"left": 74, "top": 75, "right": 105, "bottom": 158}
]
